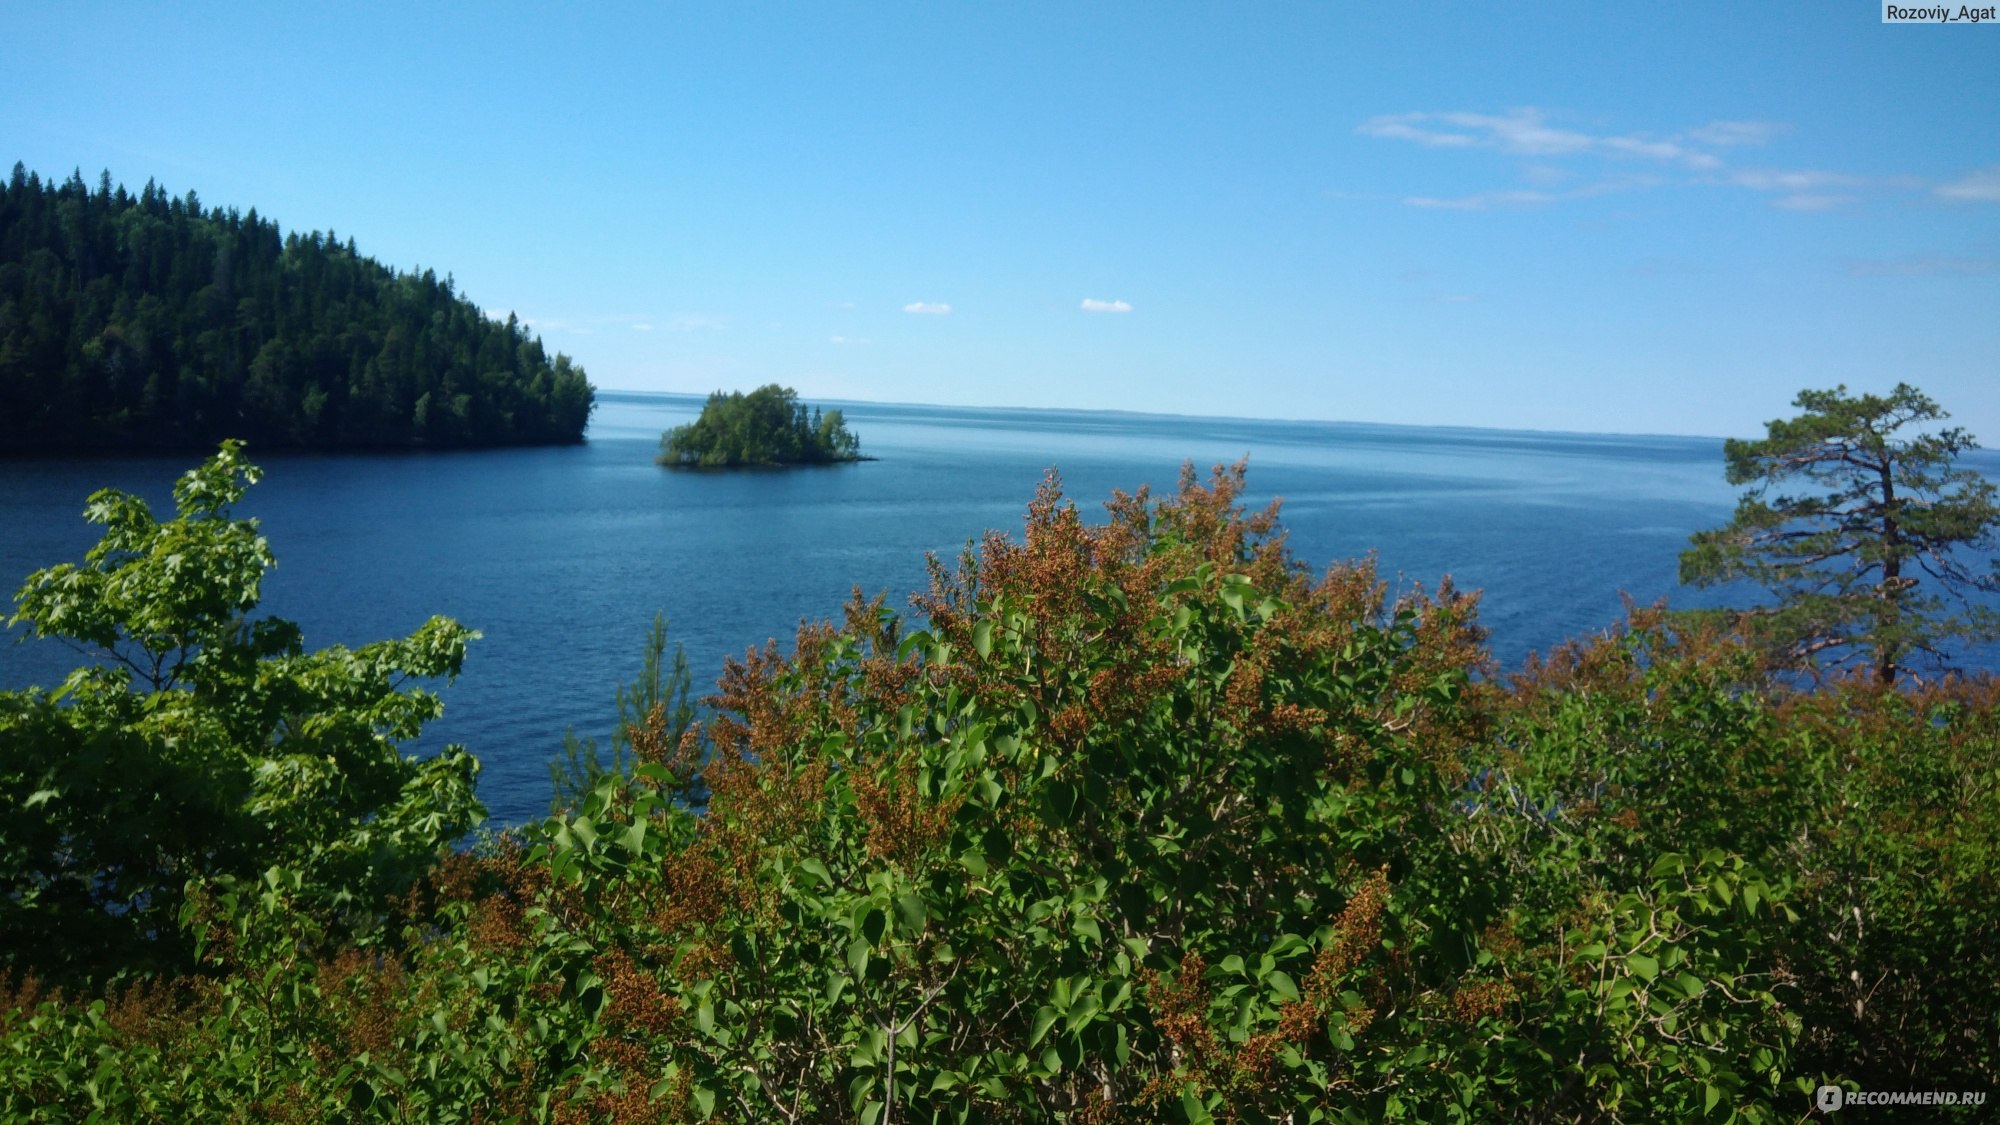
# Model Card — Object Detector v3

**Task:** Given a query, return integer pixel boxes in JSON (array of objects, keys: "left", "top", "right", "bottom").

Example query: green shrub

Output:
[{"left": 3, "top": 457, "right": 1992, "bottom": 1122}]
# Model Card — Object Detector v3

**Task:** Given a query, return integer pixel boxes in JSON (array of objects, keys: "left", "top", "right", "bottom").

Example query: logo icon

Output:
[{"left": 1817, "top": 1085, "right": 1845, "bottom": 1112}]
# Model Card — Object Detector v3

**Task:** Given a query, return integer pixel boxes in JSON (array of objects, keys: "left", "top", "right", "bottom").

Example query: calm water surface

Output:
[{"left": 9, "top": 394, "right": 1981, "bottom": 824}]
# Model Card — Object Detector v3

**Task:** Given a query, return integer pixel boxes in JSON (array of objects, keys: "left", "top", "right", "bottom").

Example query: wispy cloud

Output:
[
  {"left": 1685, "top": 120, "right": 1788, "bottom": 147},
  {"left": 631, "top": 323, "right": 655, "bottom": 332},
  {"left": 1723, "top": 168, "right": 1881, "bottom": 210},
  {"left": 1844, "top": 254, "right": 2000, "bottom": 278},
  {"left": 1402, "top": 175, "right": 1656, "bottom": 211},
  {"left": 830, "top": 335, "right": 871, "bottom": 345},
  {"left": 1726, "top": 168, "right": 1865, "bottom": 193},
  {"left": 1356, "top": 108, "right": 1724, "bottom": 169},
  {"left": 1936, "top": 165, "right": 2000, "bottom": 203},
  {"left": 1352, "top": 109, "right": 1937, "bottom": 212},
  {"left": 902, "top": 301, "right": 952, "bottom": 315},
  {"left": 1080, "top": 298, "right": 1133, "bottom": 313}
]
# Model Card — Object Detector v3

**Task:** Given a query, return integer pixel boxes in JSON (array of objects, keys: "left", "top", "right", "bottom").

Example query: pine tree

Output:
[{"left": 1681, "top": 383, "right": 2000, "bottom": 684}]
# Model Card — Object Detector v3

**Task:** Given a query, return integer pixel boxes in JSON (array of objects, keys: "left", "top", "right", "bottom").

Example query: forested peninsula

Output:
[{"left": 0, "top": 165, "right": 594, "bottom": 454}]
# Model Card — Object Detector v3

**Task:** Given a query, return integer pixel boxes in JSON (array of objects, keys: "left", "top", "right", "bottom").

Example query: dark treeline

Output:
[{"left": 0, "top": 165, "right": 594, "bottom": 453}]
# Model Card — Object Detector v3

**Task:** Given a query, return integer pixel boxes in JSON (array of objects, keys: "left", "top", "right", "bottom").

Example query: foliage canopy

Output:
[
  {"left": 0, "top": 455, "right": 1995, "bottom": 1122},
  {"left": 658, "top": 384, "right": 865, "bottom": 467},
  {"left": 1680, "top": 383, "right": 2000, "bottom": 683},
  {"left": 0, "top": 164, "right": 595, "bottom": 453}
]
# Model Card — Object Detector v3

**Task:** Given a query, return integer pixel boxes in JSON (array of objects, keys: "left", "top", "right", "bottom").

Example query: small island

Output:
[{"left": 657, "top": 384, "right": 868, "bottom": 467}]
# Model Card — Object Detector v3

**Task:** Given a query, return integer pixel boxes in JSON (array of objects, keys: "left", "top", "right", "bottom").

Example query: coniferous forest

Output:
[{"left": 0, "top": 165, "right": 594, "bottom": 453}]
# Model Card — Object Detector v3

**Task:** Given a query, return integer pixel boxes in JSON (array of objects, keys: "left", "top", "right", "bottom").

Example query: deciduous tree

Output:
[{"left": 0, "top": 442, "right": 484, "bottom": 981}]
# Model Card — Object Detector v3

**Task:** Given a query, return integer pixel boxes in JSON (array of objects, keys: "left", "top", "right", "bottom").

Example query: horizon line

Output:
[{"left": 594, "top": 386, "right": 1733, "bottom": 444}]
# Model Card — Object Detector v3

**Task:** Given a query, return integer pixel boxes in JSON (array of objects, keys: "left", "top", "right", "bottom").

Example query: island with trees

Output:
[
  {"left": 657, "top": 383, "right": 867, "bottom": 467},
  {"left": 0, "top": 165, "right": 595, "bottom": 454}
]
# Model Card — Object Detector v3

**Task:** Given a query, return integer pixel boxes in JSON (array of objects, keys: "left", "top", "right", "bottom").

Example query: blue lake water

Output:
[{"left": 6, "top": 393, "right": 1992, "bottom": 824}]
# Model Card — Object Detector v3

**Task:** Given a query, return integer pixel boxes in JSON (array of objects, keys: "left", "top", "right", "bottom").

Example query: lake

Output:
[{"left": 5, "top": 392, "right": 1961, "bottom": 825}]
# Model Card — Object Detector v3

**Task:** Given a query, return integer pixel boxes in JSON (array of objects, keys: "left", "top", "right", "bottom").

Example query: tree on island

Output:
[
  {"left": 1680, "top": 383, "right": 2000, "bottom": 684},
  {"left": 657, "top": 383, "right": 865, "bottom": 467}
]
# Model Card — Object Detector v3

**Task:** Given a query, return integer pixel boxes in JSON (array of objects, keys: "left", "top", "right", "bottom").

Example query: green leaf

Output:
[
  {"left": 619, "top": 819, "right": 647, "bottom": 856},
  {"left": 1030, "top": 1005, "right": 1059, "bottom": 1047},
  {"left": 853, "top": 1027, "right": 885, "bottom": 1067},
  {"left": 1627, "top": 953, "right": 1660, "bottom": 983},
  {"left": 858, "top": 905, "right": 888, "bottom": 946},
  {"left": 895, "top": 891, "right": 929, "bottom": 938},
  {"left": 973, "top": 621, "right": 993, "bottom": 657},
  {"left": 1065, "top": 992, "right": 1102, "bottom": 1032}
]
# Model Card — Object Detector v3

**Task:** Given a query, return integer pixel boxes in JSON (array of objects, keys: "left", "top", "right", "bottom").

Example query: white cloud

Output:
[
  {"left": 1354, "top": 110, "right": 1984, "bottom": 217},
  {"left": 1726, "top": 168, "right": 1864, "bottom": 193},
  {"left": 483, "top": 308, "right": 513, "bottom": 322},
  {"left": 1772, "top": 193, "right": 1857, "bottom": 212},
  {"left": 1405, "top": 189, "right": 1560, "bottom": 210},
  {"left": 1401, "top": 175, "right": 1656, "bottom": 211},
  {"left": 902, "top": 301, "right": 952, "bottom": 315},
  {"left": 1685, "top": 120, "right": 1787, "bottom": 147},
  {"left": 1357, "top": 108, "right": 1718, "bottom": 168},
  {"left": 631, "top": 323, "right": 655, "bottom": 332},
  {"left": 1935, "top": 165, "right": 2000, "bottom": 202},
  {"left": 830, "top": 335, "right": 871, "bottom": 345},
  {"left": 1721, "top": 168, "right": 1875, "bottom": 210},
  {"left": 1080, "top": 298, "right": 1133, "bottom": 313}
]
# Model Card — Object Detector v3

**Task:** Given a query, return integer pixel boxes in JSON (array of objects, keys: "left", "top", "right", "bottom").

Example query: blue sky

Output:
[{"left": 5, "top": 1, "right": 1996, "bottom": 437}]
